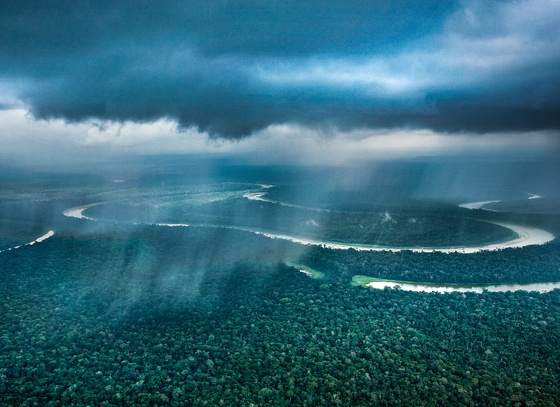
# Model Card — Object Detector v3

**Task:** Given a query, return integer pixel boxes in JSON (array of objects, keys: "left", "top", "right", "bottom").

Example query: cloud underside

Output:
[
  {"left": 1, "top": 108, "right": 556, "bottom": 167},
  {"left": 1, "top": 0, "right": 560, "bottom": 138}
]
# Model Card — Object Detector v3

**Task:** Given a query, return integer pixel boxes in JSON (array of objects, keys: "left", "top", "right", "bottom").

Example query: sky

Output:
[{"left": 1, "top": 0, "right": 559, "bottom": 166}]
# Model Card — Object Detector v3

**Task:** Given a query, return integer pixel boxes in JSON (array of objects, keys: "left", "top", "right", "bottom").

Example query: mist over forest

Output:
[
  {"left": 2, "top": 0, "right": 560, "bottom": 405},
  {"left": 1, "top": 154, "right": 560, "bottom": 405}
]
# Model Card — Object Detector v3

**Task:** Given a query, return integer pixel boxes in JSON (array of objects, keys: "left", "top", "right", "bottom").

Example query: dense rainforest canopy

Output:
[
  {"left": 1, "top": 169, "right": 559, "bottom": 405},
  {"left": 1, "top": 226, "right": 559, "bottom": 406}
]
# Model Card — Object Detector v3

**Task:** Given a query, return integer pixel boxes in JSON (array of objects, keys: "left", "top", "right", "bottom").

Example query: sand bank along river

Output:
[
  {"left": 227, "top": 221, "right": 554, "bottom": 253},
  {"left": 62, "top": 191, "right": 558, "bottom": 294},
  {"left": 243, "top": 188, "right": 555, "bottom": 252},
  {"left": 62, "top": 203, "right": 103, "bottom": 220},
  {"left": 63, "top": 198, "right": 555, "bottom": 254},
  {"left": 352, "top": 276, "right": 560, "bottom": 294},
  {"left": 458, "top": 193, "right": 543, "bottom": 211},
  {"left": 0, "top": 230, "right": 55, "bottom": 254}
]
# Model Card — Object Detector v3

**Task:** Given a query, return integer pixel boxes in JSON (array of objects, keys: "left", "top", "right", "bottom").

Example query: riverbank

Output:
[
  {"left": 64, "top": 202, "right": 554, "bottom": 253},
  {"left": 63, "top": 203, "right": 103, "bottom": 220},
  {"left": 0, "top": 230, "right": 55, "bottom": 254},
  {"left": 352, "top": 275, "right": 560, "bottom": 294}
]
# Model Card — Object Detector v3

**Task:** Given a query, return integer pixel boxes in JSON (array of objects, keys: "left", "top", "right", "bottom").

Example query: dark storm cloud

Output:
[{"left": 1, "top": 0, "right": 559, "bottom": 138}]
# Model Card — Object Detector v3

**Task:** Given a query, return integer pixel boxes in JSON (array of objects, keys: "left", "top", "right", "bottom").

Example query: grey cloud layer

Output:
[{"left": 1, "top": 0, "right": 559, "bottom": 137}]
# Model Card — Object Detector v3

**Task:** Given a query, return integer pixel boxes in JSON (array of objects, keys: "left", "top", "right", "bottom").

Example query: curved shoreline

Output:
[
  {"left": 62, "top": 203, "right": 104, "bottom": 220},
  {"left": 243, "top": 187, "right": 555, "bottom": 252},
  {"left": 64, "top": 201, "right": 554, "bottom": 253},
  {"left": 62, "top": 200, "right": 558, "bottom": 293},
  {"left": 231, "top": 221, "right": 553, "bottom": 253},
  {"left": 0, "top": 230, "right": 55, "bottom": 254}
]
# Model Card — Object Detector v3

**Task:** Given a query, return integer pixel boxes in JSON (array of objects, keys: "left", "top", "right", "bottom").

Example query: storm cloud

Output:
[{"left": 1, "top": 0, "right": 559, "bottom": 138}]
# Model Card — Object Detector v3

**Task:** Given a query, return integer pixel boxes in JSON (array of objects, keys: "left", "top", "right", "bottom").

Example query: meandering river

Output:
[
  {"left": 62, "top": 189, "right": 558, "bottom": 294},
  {"left": 64, "top": 187, "right": 555, "bottom": 254}
]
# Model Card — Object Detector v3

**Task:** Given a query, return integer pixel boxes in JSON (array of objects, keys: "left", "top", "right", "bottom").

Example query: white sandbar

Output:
[
  {"left": 63, "top": 203, "right": 103, "bottom": 220},
  {"left": 221, "top": 221, "right": 554, "bottom": 253},
  {"left": 365, "top": 280, "right": 560, "bottom": 294},
  {"left": 0, "top": 230, "right": 55, "bottom": 254},
  {"left": 459, "top": 200, "right": 502, "bottom": 210}
]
